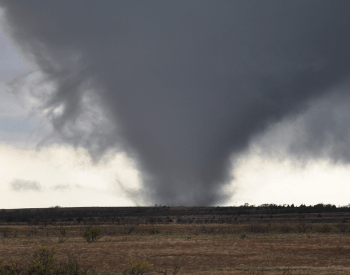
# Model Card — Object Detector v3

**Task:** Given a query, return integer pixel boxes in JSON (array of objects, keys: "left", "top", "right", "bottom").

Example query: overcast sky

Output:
[{"left": 1, "top": 1, "right": 350, "bottom": 208}]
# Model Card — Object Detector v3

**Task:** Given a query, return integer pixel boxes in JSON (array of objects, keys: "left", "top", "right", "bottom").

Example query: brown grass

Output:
[{"left": 1, "top": 223, "right": 350, "bottom": 274}]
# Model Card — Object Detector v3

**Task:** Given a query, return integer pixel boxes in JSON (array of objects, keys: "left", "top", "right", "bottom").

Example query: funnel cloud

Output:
[{"left": 1, "top": 1, "right": 350, "bottom": 205}]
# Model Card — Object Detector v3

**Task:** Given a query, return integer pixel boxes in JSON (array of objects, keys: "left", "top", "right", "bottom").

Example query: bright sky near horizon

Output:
[{"left": 1, "top": 4, "right": 350, "bottom": 209}]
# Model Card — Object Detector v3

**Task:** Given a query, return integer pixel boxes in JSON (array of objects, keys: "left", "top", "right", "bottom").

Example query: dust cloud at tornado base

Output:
[{"left": 1, "top": 1, "right": 350, "bottom": 205}]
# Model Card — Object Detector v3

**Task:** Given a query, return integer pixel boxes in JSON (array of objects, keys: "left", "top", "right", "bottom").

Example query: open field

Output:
[{"left": 1, "top": 222, "right": 350, "bottom": 274}]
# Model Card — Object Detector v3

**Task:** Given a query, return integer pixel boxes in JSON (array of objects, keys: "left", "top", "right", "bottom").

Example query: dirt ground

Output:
[{"left": 1, "top": 224, "right": 350, "bottom": 274}]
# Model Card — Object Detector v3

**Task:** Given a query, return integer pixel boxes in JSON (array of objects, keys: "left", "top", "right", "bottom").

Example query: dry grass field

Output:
[{"left": 1, "top": 223, "right": 350, "bottom": 274}]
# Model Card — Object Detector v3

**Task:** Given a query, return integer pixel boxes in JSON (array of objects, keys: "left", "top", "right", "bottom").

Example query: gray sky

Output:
[{"left": 1, "top": 1, "right": 350, "bottom": 207}]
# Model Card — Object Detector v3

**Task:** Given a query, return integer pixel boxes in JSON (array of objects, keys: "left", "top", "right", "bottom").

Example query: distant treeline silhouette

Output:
[{"left": 0, "top": 204, "right": 347, "bottom": 225}]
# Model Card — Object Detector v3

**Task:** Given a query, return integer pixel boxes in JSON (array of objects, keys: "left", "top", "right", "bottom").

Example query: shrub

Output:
[
  {"left": 150, "top": 227, "right": 160, "bottom": 234},
  {"left": 318, "top": 224, "right": 332, "bottom": 233},
  {"left": 26, "top": 247, "right": 59, "bottom": 275},
  {"left": 57, "top": 226, "right": 67, "bottom": 243},
  {"left": 245, "top": 224, "right": 268, "bottom": 234},
  {"left": 0, "top": 258, "right": 26, "bottom": 275},
  {"left": 279, "top": 224, "right": 293, "bottom": 234},
  {"left": 122, "top": 224, "right": 137, "bottom": 235},
  {"left": 0, "top": 247, "right": 90, "bottom": 275},
  {"left": 1, "top": 229, "right": 9, "bottom": 238},
  {"left": 297, "top": 223, "right": 310, "bottom": 233},
  {"left": 82, "top": 227, "right": 102, "bottom": 243},
  {"left": 58, "top": 226, "right": 66, "bottom": 237},
  {"left": 59, "top": 253, "right": 89, "bottom": 275},
  {"left": 122, "top": 258, "right": 152, "bottom": 275},
  {"left": 250, "top": 271, "right": 266, "bottom": 275},
  {"left": 281, "top": 267, "right": 293, "bottom": 275},
  {"left": 335, "top": 223, "right": 349, "bottom": 233},
  {"left": 58, "top": 236, "right": 66, "bottom": 244},
  {"left": 154, "top": 257, "right": 183, "bottom": 275}
]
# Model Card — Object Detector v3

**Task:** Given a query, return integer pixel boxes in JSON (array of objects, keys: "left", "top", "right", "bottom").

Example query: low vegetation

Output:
[
  {"left": 0, "top": 246, "right": 90, "bottom": 275},
  {"left": 0, "top": 205, "right": 350, "bottom": 274},
  {"left": 82, "top": 227, "right": 102, "bottom": 243},
  {"left": 122, "top": 258, "right": 152, "bottom": 275}
]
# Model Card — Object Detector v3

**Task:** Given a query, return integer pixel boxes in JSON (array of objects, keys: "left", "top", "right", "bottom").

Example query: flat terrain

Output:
[{"left": 1, "top": 223, "right": 350, "bottom": 274}]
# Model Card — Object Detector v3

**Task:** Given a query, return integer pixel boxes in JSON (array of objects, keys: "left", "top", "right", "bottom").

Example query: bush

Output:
[
  {"left": 26, "top": 247, "right": 59, "bottom": 275},
  {"left": 0, "top": 247, "right": 90, "bottom": 275},
  {"left": 297, "top": 223, "right": 310, "bottom": 233},
  {"left": 335, "top": 223, "right": 349, "bottom": 233},
  {"left": 154, "top": 256, "right": 183, "bottom": 275},
  {"left": 0, "top": 258, "right": 26, "bottom": 275},
  {"left": 245, "top": 224, "right": 268, "bottom": 234},
  {"left": 150, "top": 227, "right": 160, "bottom": 234},
  {"left": 122, "top": 258, "right": 152, "bottom": 275},
  {"left": 82, "top": 227, "right": 102, "bottom": 243},
  {"left": 1, "top": 229, "right": 9, "bottom": 238},
  {"left": 59, "top": 253, "right": 89, "bottom": 275},
  {"left": 279, "top": 224, "right": 293, "bottom": 234},
  {"left": 318, "top": 224, "right": 332, "bottom": 233},
  {"left": 122, "top": 225, "right": 137, "bottom": 235}
]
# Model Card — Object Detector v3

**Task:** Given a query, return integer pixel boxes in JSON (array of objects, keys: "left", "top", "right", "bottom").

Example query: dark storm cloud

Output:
[
  {"left": 292, "top": 92, "right": 350, "bottom": 163},
  {"left": 11, "top": 179, "right": 41, "bottom": 192},
  {"left": 1, "top": 1, "right": 350, "bottom": 205},
  {"left": 254, "top": 88, "right": 350, "bottom": 165}
]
